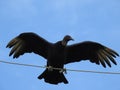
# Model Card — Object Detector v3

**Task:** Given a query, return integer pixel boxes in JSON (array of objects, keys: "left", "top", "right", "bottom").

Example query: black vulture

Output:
[{"left": 6, "top": 32, "right": 119, "bottom": 85}]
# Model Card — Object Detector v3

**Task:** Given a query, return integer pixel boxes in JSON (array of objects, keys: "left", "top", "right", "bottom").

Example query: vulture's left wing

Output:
[
  {"left": 6, "top": 32, "right": 52, "bottom": 59},
  {"left": 65, "top": 41, "right": 119, "bottom": 67}
]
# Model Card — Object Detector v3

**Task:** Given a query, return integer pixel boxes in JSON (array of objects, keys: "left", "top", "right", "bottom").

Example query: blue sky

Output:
[{"left": 0, "top": 0, "right": 120, "bottom": 90}]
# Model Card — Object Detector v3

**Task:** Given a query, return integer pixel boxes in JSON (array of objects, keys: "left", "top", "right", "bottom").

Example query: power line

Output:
[{"left": 0, "top": 60, "right": 120, "bottom": 75}]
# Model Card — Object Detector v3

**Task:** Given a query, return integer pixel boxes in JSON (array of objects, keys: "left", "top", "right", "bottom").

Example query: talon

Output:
[
  {"left": 59, "top": 68, "right": 67, "bottom": 74},
  {"left": 47, "top": 66, "right": 53, "bottom": 71}
]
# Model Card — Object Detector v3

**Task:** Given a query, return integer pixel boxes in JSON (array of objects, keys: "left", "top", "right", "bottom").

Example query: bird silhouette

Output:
[{"left": 6, "top": 32, "right": 119, "bottom": 84}]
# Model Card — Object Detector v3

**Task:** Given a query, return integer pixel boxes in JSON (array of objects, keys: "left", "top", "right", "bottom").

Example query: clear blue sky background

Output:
[{"left": 0, "top": 0, "right": 120, "bottom": 90}]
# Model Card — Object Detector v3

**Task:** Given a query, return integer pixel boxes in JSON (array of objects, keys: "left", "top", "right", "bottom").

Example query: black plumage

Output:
[{"left": 6, "top": 32, "right": 119, "bottom": 84}]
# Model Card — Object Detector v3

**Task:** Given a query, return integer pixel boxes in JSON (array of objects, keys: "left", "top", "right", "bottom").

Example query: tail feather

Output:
[{"left": 38, "top": 69, "right": 68, "bottom": 84}]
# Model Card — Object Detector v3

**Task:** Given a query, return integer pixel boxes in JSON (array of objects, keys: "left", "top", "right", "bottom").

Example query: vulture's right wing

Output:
[
  {"left": 65, "top": 41, "right": 119, "bottom": 68},
  {"left": 6, "top": 32, "right": 52, "bottom": 59}
]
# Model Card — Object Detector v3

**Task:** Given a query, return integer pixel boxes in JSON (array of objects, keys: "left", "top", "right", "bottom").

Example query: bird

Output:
[{"left": 6, "top": 32, "right": 119, "bottom": 85}]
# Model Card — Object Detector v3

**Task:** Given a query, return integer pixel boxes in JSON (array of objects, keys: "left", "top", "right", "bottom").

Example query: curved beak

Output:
[{"left": 70, "top": 37, "right": 74, "bottom": 41}]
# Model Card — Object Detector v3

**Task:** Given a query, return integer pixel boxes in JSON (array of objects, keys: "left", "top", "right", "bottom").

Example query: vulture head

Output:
[{"left": 62, "top": 35, "right": 74, "bottom": 46}]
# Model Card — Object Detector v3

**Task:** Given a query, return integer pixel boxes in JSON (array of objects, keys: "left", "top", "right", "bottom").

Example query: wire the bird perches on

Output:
[{"left": 0, "top": 60, "right": 120, "bottom": 75}]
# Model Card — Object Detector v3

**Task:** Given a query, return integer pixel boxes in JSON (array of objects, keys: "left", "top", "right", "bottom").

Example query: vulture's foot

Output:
[
  {"left": 47, "top": 66, "right": 53, "bottom": 71},
  {"left": 59, "top": 68, "right": 67, "bottom": 74}
]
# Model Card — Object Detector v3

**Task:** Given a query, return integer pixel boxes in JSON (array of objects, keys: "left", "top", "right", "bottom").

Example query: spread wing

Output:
[
  {"left": 65, "top": 41, "right": 119, "bottom": 68},
  {"left": 6, "top": 32, "right": 52, "bottom": 59}
]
